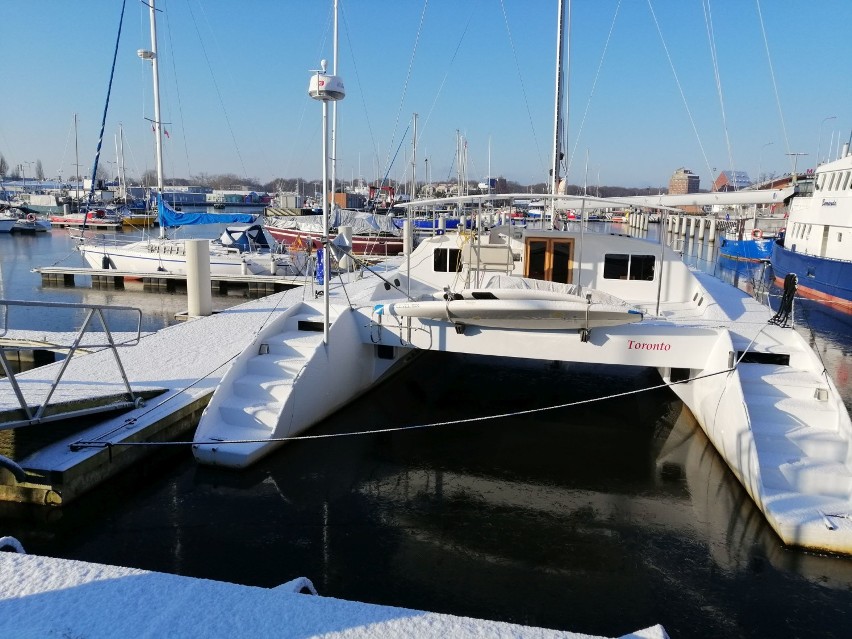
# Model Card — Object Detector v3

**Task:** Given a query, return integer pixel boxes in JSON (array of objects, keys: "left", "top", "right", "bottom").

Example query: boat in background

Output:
[
  {"left": 71, "top": 0, "right": 305, "bottom": 278},
  {"left": 11, "top": 192, "right": 75, "bottom": 215},
  {"left": 771, "top": 142, "right": 852, "bottom": 312},
  {"left": 718, "top": 210, "right": 787, "bottom": 262},
  {"left": 49, "top": 208, "right": 123, "bottom": 230},
  {"left": 11, "top": 211, "right": 51, "bottom": 233},
  {"left": 264, "top": 207, "right": 404, "bottom": 257},
  {"left": 0, "top": 212, "right": 18, "bottom": 233},
  {"left": 719, "top": 236, "right": 773, "bottom": 262},
  {"left": 76, "top": 196, "right": 306, "bottom": 276},
  {"left": 120, "top": 208, "right": 158, "bottom": 228}
]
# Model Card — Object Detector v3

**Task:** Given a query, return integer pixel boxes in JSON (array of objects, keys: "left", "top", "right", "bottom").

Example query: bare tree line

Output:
[{"left": 0, "top": 155, "right": 667, "bottom": 196}]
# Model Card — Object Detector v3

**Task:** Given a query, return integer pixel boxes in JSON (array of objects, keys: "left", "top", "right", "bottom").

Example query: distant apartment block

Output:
[
  {"left": 713, "top": 170, "right": 752, "bottom": 191},
  {"left": 669, "top": 168, "right": 700, "bottom": 194}
]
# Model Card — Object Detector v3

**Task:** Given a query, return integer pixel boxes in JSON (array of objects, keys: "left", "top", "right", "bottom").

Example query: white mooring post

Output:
[
  {"left": 186, "top": 239, "right": 212, "bottom": 317},
  {"left": 403, "top": 218, "right": 413, "bottom": 255},
  {"left": 338, "top": 225, "right": 353, "bottom": 270}
]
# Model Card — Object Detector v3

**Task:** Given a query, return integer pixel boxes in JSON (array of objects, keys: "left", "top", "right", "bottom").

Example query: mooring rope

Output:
[{"left": 70, "top": 366, "right": 739, "bottom": 451}]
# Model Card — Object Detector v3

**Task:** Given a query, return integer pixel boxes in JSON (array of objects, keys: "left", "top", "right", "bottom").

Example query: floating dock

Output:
[
  {"left": 0, "top": 287, "right": 322, "bottom": 506},
  {"left": 35, "top": 266, "right": 305, "bottom": 297}
]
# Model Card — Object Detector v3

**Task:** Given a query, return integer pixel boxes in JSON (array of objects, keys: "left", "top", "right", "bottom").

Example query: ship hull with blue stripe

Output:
[
  {"left": 771, "top": 240, "right": 852, "bottom": 310},
  {"left": 770, "top": 148, "right": 852, "bottom": 313}
]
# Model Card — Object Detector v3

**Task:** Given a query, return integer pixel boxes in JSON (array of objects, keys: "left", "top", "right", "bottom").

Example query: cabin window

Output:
[
  {"left": 524, "top": 238, "right": 574, "bottom": 283},
  {"left": 828, "top": 173, "right": 837, "bottom": 191},
  {"left": 603, "top": 254, "right": 655, "bottom": 281},
  {"left": 838, "top": 232, "right": 843, "bottom": 243},
  {"left": 816, "top": 174, "right": 824, "bottom": 190},
  {"left": 842, "top": 172, "right": 851, "bottom": 190},
  {"left": 433, "top": 248, "right": 461, "bottom": 273},
  {"left": 806, "top": 224, "right": 812, "bottom": 240}
]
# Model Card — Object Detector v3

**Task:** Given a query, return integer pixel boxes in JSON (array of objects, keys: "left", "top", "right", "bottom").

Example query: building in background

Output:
[
  {"left": 713, "top": 170, "right": 752, "bottom": 192},
  {"left": 668, "top": 168, "right": 700, "bottom": 194}
]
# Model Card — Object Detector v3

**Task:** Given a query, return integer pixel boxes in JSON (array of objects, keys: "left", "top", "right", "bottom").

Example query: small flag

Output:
[
  {"left": 315, "top": 248, "right": 324, "bottom": 285},
  {"left": 164, "top": 129, "right": 170, "bottom": 139}
]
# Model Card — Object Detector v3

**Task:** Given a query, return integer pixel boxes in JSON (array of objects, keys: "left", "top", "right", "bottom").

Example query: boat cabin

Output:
[{"left": 396, "top": 226, "right": 697, "bottom": 311}]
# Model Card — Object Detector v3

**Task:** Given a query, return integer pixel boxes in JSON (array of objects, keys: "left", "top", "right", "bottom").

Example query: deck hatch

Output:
[
  {"left": 297, "top": 320, "right": 324, "bottom": 332},
  {"left": 737, "top": 351, "right": 790, "bottom": 365}
]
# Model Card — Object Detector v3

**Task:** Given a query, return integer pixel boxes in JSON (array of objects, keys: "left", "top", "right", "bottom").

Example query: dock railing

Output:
[{"left": 0, "top": 299, "right": 143, "bottom": 429}]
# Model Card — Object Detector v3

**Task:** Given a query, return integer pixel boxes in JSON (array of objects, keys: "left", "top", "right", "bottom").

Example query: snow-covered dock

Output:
[
  {"left": 0, "top": 550, "right": 667, "bottom": 639},
  {"left": 0, "top": 283, "right": 353, "bottom": 505}
]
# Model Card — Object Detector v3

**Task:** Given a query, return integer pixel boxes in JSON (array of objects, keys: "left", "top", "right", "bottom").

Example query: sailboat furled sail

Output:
[{"left": 156, "top": 195, "right": 256, "bottom": 227}]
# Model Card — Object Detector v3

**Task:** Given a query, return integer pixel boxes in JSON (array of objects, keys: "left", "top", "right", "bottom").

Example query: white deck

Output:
[{"left": 0, "top": 551, "right": 667, "bottom": 639}]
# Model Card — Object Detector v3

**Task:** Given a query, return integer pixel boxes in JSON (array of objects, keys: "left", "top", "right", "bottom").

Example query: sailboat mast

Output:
[
  {"left": 114, "top": 132, "right": 121, "bottom": 199},
  {"left": 550, "top": 0, "right": 566, "bottom": 214},
  {"left": 330, "top": 0, "right": 339, "bottom": 214},
  {"left": 74, "top": 113, "right": 80, "bottom": 205},
  {"left": 146, "top": 0, "right": 165, "bottom": 197},
  {"left": 119, "top": 124, "right": 128, "bottom": 200}
]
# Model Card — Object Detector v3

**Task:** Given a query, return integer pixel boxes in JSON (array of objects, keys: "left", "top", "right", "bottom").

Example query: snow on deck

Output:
[
  {"left": 0, "top": 551, "right": 667, "bottom": 639},
  {"left": 0, "top": 269, "right": 384, "bottom": 471}
]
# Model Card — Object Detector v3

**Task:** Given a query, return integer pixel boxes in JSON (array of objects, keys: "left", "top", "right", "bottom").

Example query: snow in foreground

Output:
[{"left": 0, "top": 549, "right": 667, "bottom": 639}]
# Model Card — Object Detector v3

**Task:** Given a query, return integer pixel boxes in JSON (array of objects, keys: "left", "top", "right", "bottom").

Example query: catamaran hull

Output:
[{"left": 193, "top": 302, "right": 417, "bottom": 468}]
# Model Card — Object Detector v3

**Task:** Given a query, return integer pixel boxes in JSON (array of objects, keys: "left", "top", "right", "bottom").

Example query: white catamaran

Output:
[{"left": 191, "top": 0, "right": 852, "bottom": 556}]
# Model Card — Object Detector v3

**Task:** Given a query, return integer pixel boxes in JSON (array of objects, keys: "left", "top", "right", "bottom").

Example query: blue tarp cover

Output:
[{"left": 158, "top": 195, "right": 256, "bottom": 227}]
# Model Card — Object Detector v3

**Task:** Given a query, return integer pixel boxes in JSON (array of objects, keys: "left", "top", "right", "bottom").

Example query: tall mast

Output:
[
  {"left": 74, "top": 113, "right": 81, "bottom": 204},
  {"left": 119, "top": 124, "right": 128, "bottom": 200},
  {"left": 550, "top": 0, "right": 567, "bottom": 211},
  {"left": 139, "top": 0, "right": 165, "bottom": 229},
  {"left": 149, "top": 0, "right": 164, "bottom": 194},
  {"left": 330, "top": 0, "right": 339, "bottom": 213}
]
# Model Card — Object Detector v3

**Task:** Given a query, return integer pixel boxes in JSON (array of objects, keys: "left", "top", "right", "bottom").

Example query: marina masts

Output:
[
  {"left": 550, "top": 0, "right": 567, "bottom": 214},
  {"left": 139, "top": 0, "right": 165, "bottom": 234}
]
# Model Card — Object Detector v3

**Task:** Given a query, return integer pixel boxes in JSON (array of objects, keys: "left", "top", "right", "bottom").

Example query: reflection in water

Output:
[{"left": 4, "top": 353, "right": 852, "bottom": 638}]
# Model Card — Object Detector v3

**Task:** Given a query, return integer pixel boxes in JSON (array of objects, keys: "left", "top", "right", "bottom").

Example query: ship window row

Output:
[
  {"left": 791, "top": 223, "right": 812, "bottom": 240},
  {"left": 815, "top": 170, "right": 852, "bottom": 191},
  {"left": 790, "top": 223, "right": 845, "bottom": 245}
]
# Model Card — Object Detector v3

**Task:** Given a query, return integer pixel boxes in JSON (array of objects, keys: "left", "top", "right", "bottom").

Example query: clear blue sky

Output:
[{"left": 2, "top": 0, "right": 850, "bottom": 190}]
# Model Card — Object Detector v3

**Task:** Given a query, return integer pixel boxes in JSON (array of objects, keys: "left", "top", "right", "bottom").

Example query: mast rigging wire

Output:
[
  {"left": 646, "top": 0, "right": 715, "bottom": 183},
  {"left": 498, "top": 0, "right": 546, "bottom": 179},
  {"left": 380, "top": 0, "right": 429, "bottom": 185},
  {"left": 85, "top": 0, "right": 127, "bottom": 218},
  {"left": 702, "top": 0, "right": 738, "bottom": 188},
  {"left": 183, "top": 0, "right": 250, "bottom": 181},
  {"left": 565, "top": 0, "right": 622, "bottom": 183},
  {"left": 754, "top": 0, "right": 792, "bottom": 170}
]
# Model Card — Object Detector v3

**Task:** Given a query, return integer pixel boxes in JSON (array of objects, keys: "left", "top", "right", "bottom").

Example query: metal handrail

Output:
[{"left": 0, "top": 299, "right": 144, "bottom": 429}]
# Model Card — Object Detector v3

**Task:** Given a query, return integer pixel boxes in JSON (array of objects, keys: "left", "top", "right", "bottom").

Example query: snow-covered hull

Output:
[{"left": 193, "top": 302, "right": 415, "bottom": 468}]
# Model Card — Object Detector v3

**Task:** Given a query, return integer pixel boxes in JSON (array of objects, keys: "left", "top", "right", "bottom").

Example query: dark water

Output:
[{"left": 2, "top": 224, "right": 852, "bottom": 638}]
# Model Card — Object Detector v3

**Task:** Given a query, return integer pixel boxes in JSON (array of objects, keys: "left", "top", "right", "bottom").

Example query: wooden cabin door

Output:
[{"left": 524, "top": 238, "right": 574, "bottom": 284}]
